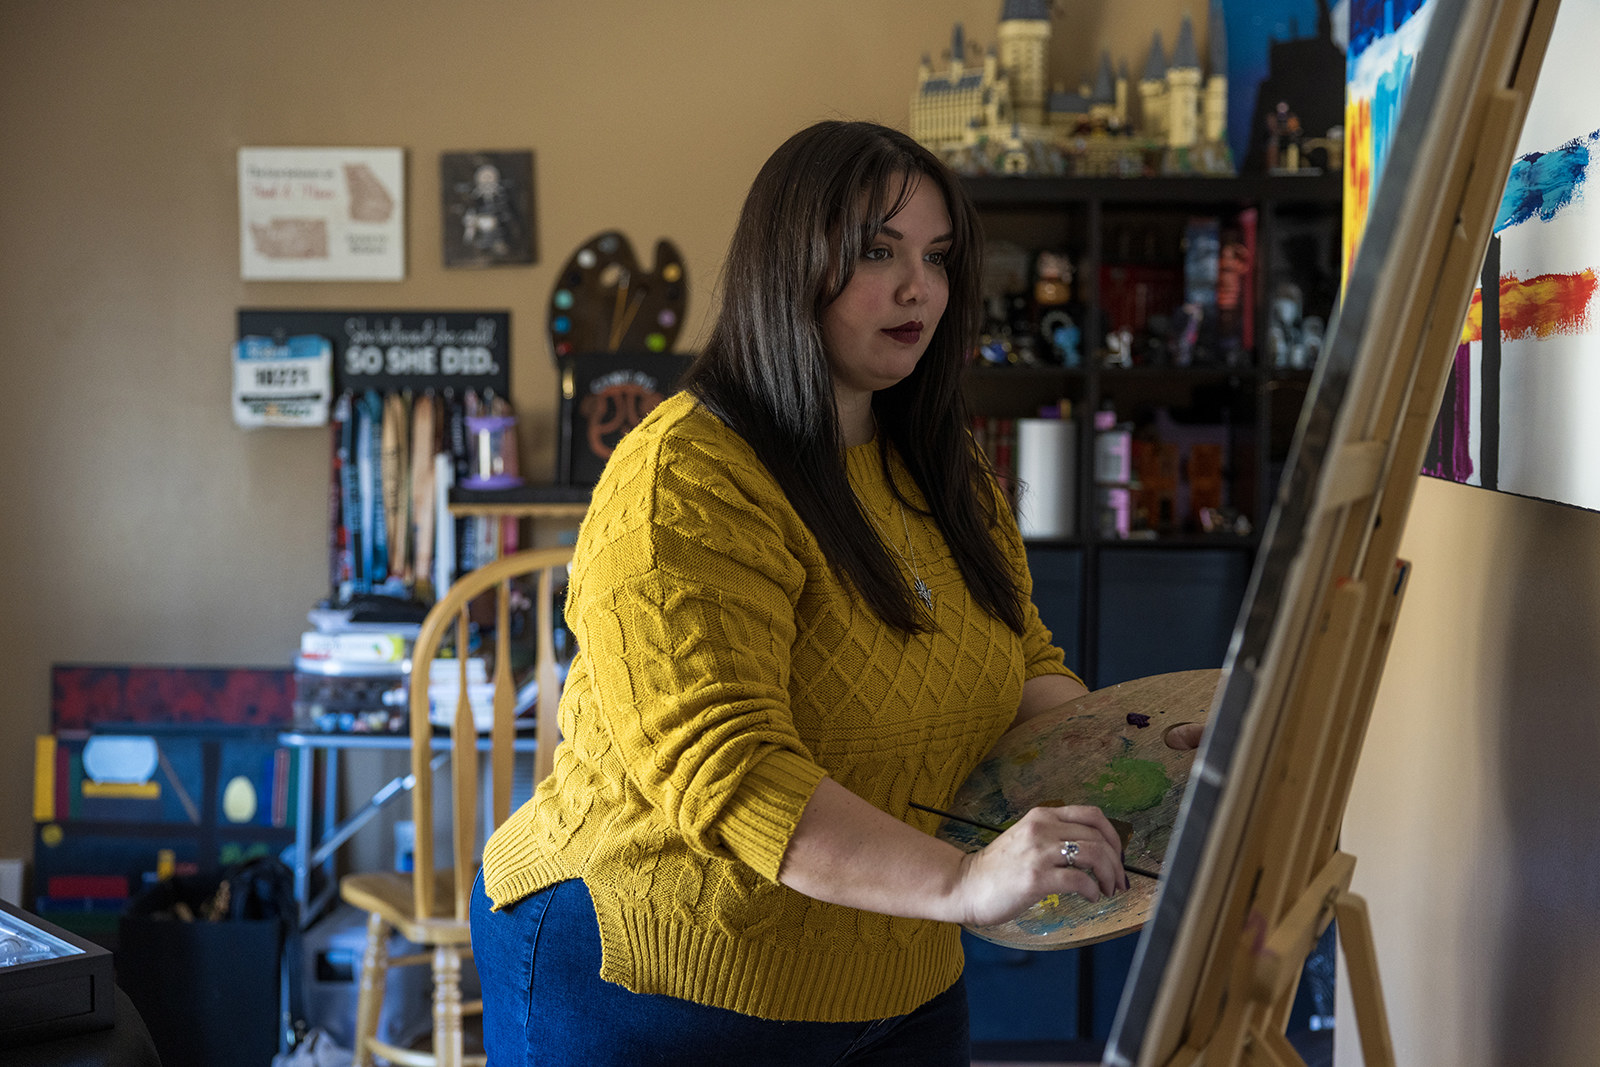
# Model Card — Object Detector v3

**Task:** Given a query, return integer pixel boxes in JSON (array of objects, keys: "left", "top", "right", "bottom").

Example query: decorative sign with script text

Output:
[
  {"left": 236, "top": 310, "right": 510, "bottom": 397},
  {"left": 238, "top": 147, "right": 405, "bottom": 280}
]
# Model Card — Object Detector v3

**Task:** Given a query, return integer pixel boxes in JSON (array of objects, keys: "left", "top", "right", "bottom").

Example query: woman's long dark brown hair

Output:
[{"left": 682, "top": 120, "right": 1024, "bottom": 635}]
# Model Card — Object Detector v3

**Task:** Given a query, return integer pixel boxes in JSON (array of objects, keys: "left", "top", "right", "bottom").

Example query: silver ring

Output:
[{"left": 1060, "top": 841, "right": 1080, "bottom": 867}]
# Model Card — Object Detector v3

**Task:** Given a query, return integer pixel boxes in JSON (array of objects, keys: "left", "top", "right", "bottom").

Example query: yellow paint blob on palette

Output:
[{"left": 934, "top": 669, "right": 1219, "bottom": 950}]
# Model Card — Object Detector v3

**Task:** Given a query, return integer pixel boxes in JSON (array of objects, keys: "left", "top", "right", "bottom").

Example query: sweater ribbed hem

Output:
[
  {"left": 592, "top": 884, "right": 965, "bottom": 1023},
  {"left": 482, "top": 859, "right": 964, "bottom": 1023}
]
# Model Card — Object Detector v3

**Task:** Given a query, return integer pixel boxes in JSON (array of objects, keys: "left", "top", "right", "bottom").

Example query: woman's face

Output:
[{"left": 820, "top": 175, "right": 952, "bottom": 409}]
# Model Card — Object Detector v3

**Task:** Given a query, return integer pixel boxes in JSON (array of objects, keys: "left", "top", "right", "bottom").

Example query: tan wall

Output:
[
  {"left": 1337, "top": 478, "right": 1600, "bottom": 1066},
  {"left": 0, "top": 0, "right": 1201, "bottom": 870}
]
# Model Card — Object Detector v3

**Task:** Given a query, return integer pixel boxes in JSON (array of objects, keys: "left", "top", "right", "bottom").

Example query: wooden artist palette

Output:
[
  {"left": 933, "top": 668, "right": 1218, "bottom": 950},
  {"left": 546, "top": 230, "right": 688, "bottom": 359}
]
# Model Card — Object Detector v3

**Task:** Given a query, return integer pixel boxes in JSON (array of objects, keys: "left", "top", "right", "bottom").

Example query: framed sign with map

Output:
[{"left": 238, "top": 147, "right": 405, "bottom": 281}]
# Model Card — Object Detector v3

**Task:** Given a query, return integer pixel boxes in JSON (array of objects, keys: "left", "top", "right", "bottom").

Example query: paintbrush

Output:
[{"left": 908, "top": 801, "right": 1162, "bottom": 880}]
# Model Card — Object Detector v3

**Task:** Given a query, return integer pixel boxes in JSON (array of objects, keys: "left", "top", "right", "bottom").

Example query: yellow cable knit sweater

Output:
[{"left": 481, "top": 392, "right": 1077, "bottom": 1023}]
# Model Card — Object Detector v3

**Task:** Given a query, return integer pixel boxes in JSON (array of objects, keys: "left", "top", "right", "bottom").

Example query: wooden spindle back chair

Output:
[{"left": 339, "top": 546, "right": 574, "bottom": 1067}]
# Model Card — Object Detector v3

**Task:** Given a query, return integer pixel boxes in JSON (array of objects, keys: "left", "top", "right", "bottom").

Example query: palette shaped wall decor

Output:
[
  {"left": 933, "top": 670, "right": 1214, "bottom": 951},
  {"left": 546, "top": 231, "right": 688, "bottom": 359}
]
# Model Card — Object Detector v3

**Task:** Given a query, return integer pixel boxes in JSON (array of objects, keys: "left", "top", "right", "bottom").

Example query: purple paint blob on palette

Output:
[{"left": 932, "top": 669, "right": 1217, "bottom": 950}]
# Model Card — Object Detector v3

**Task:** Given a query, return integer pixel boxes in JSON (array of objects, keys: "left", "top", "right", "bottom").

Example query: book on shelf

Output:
[{"left": 970, "top": 416, "right": 1019, "bottom": 508}]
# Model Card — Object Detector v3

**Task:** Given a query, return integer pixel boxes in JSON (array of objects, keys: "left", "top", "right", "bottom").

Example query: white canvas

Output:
[{"left": 1451, "top": 1, "right": 1600, "bottom": 509}]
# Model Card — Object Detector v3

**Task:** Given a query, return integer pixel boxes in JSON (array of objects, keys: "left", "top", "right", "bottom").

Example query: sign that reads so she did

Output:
[
  {"left": 344, "top": 341, "right": 499, "bottom": 378},
  {"left": 236, "top": 309, "right": 512, "bottom": 397}
]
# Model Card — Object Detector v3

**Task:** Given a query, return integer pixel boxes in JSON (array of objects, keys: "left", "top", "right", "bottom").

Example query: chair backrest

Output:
[{"left": 405, "top": 546, "right": 575, "bottom": 922}]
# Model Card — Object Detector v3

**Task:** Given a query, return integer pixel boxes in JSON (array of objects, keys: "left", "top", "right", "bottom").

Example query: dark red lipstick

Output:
[{"left": 883, "top": 321, "right": 923, "bottom": 344}]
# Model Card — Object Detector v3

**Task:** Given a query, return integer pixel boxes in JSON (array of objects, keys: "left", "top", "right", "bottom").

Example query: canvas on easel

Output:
[{"left": 1103, "top": 1, "right": 1560, "bottom": 1064}]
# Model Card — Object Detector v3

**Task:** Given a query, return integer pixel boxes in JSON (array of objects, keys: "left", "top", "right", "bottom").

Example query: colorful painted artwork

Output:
[
  {"left": 1419, "top": 2, "right": 1600, "bottom": 511},
  {"left": 1342, "top": 0, "right": 1436, "bottom": 278}
]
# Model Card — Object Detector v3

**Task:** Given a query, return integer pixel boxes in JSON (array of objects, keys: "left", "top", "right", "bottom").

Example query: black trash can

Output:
[{"left": 115, "top": 859, "right": 294, "bottom": 1067}]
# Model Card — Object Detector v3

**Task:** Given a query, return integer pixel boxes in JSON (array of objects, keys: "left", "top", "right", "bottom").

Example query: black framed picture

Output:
[
  {"left": 558, "top": 350, "right": 691, "bottom": 486},
  {"left": 440, "top": 151, "right": 536, "bottom": 267}
]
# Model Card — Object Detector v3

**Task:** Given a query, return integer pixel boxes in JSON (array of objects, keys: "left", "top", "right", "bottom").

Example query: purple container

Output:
[{"left": 461, "top": 414, "right": 523, "bottom": 489}]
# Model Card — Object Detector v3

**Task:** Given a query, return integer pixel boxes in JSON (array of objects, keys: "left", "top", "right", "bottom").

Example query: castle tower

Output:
[
  {"left": 1167, "top": 15, "right": 1202, "bottom": 148},
  {"left": 1088, "top": 51, "right": 1118, "bottom": 127},
  {"left": 1116, "top": 58, "right": 1130, "bottom": 129},
  {"left": 1204, "top": 0, "right": 1229, "bottom": 144},
  {"left": 1138, "top": 31, "right": 1168, "bottom": 142},
  {"left": 983, "top": 46, "right": 1009, "bottom": 131},
  {"left": 910, "top": 23, "right": 995, "bottom": 150},
  {"left": 997, "top": 0, "right": 1052, "bottom": 127}
]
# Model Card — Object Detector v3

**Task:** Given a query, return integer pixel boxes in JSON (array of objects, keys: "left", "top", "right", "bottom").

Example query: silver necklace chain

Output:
[{"left": 870, "top": 503, "right": 934, "bottom": 611}]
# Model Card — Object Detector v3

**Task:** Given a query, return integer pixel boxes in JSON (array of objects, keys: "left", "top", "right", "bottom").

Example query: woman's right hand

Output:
[{"left": 952, "top": 805, "right": 1126, "bottom": 927}]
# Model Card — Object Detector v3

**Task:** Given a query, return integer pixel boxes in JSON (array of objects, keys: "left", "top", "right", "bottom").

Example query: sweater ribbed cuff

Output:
[{"left": 713, "top": 748, "right": 828, "bottom": 883}]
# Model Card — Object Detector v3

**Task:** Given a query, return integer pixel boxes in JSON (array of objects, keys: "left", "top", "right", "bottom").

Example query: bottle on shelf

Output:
[{"left": 1093, "top": 406, "right": 1134, "bottom": 540}]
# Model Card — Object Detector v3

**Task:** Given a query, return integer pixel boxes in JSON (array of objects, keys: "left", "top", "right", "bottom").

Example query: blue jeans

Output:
[{"left": 469, "top": 873, "right": 970, "bottom": 1066}]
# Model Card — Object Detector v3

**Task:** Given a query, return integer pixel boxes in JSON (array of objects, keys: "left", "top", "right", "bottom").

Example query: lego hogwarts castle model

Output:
[{"left": 910, "top": 0, "right": 1233, "bottom": 176}]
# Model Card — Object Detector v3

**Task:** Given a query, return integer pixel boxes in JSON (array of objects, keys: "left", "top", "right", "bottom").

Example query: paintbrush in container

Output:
[{"left": 908, "top": 801, "right": 1162, "bottom": 880}]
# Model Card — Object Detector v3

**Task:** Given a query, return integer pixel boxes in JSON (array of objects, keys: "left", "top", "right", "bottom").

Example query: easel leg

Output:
[
  {"left": 1243, "top": 1026, "right": 1305, "bottom": 1067},
  {"left": 1334, "top": 890, "right": 1396, "bottom": 1067}
]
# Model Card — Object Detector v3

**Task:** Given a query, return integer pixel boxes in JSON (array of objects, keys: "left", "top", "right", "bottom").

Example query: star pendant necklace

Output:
[
  {"left": 861, "top": 415, "right": 932, "bottom": 610},
  {"left": 873, "top": 504, "right": 934, "bottom": 611}
]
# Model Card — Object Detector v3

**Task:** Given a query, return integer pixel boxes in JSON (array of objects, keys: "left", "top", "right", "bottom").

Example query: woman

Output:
[{"left": 472, "top": 120, "right": 1129, "bottom": 1065}]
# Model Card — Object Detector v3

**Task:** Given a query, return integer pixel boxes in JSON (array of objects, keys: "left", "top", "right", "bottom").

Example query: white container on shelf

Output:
[{"left": 1015, "top": 417, "right": 1077, "bottom": 538}]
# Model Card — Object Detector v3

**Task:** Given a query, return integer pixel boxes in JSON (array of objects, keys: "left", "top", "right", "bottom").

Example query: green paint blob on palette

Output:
[
  {"left": 1087, "top": 756, "right": 1172, "bottom": 817},
  {"left": 932, "top": 669, "right": 1218, "bottom": 951}
]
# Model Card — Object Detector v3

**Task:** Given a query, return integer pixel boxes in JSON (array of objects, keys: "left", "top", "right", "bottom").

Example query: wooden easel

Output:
[{"left": 1103, "top": 1, "right": 1561, "bottom": 1063}]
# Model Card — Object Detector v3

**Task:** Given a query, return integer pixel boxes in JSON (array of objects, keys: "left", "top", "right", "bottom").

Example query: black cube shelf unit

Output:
[{"left": 961, "top": 172, "right": 1342, "bottom": 691}]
